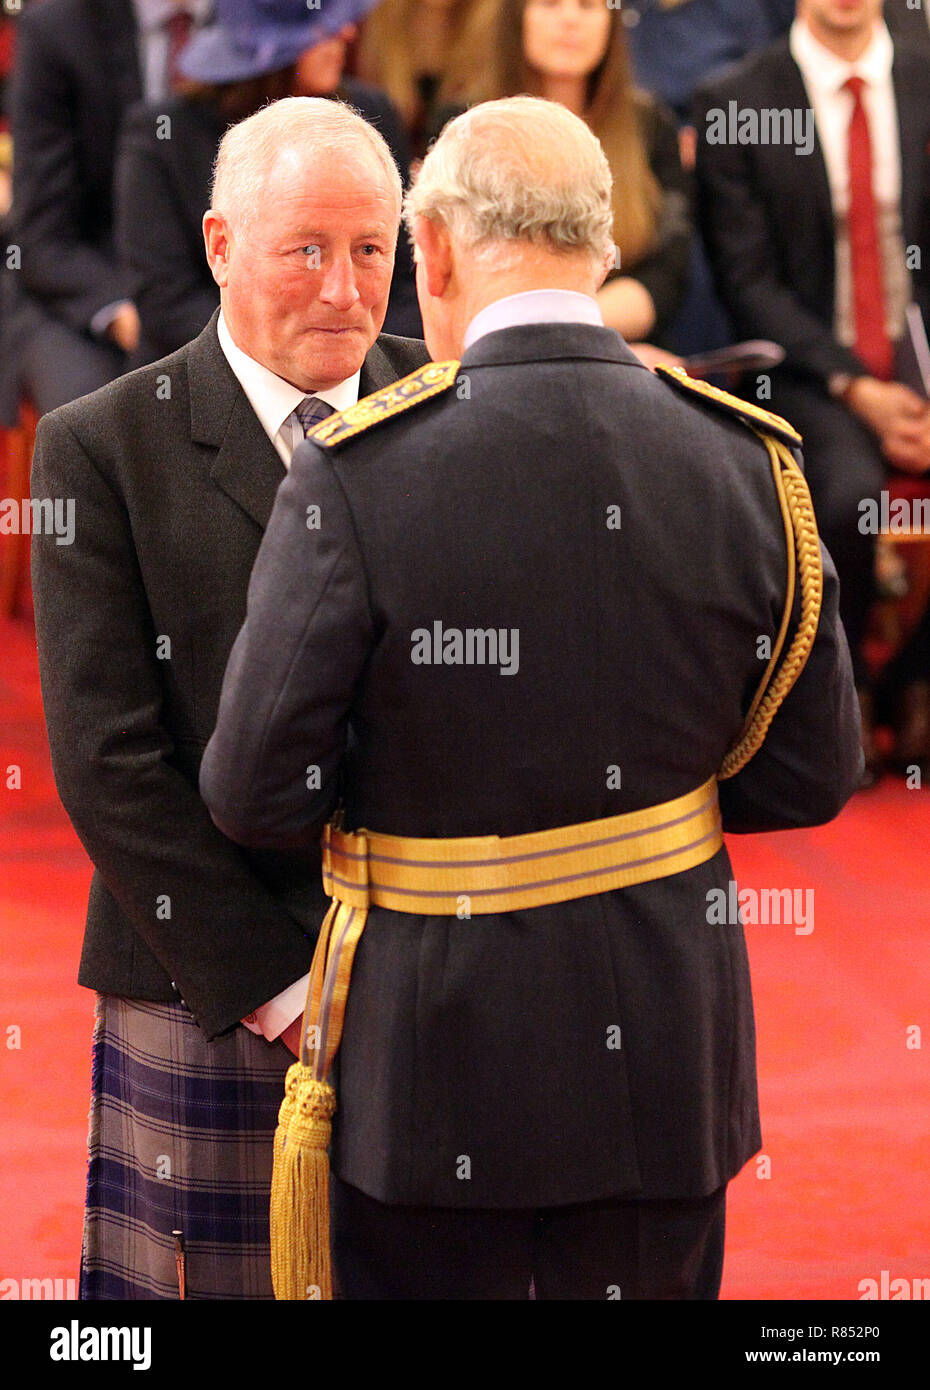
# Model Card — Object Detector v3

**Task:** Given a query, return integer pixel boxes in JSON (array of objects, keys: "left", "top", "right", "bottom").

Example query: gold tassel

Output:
[{"left": 270, "top": 1064, "right": 337, "bottom": 1300}]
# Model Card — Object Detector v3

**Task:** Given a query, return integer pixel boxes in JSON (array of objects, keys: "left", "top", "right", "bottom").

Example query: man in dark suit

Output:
[
  {"left": 200, "top": 95, "right": 862, "bottom": 1299},
  {"left": 30, "top": 97, "right": 428, "bottom": 1299},
  {"left": 2, "top": 0, "right": 211, "bottom": 420},
  {"left": 694, "top": 0, "right": 930, "bottom": 780}
]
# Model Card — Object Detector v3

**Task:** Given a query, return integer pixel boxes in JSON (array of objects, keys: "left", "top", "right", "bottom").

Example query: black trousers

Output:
[{"left": 331, "top": 1174, "right": 727, "bottom": 1300}]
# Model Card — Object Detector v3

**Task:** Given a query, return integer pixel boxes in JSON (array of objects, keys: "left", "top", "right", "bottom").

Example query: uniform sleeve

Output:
[
  {"left": 200, "top": 440, "right": 374, "bottom": 849},
  {"left": 718, "top": 529, "right": 864, "bottom": 832}
]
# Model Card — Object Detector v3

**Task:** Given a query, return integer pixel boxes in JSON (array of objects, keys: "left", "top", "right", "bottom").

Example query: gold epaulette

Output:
[
  {"left": 308, "top": 359, "right": 461, "bottom": 449},
  {"left": 654, "top": 364, "right": 802, "bottom": 448}
]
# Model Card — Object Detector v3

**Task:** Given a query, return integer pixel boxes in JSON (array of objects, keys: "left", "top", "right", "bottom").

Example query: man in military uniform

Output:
[{"left": 200, "top": 97, "right": 862, "bottom": 1300}]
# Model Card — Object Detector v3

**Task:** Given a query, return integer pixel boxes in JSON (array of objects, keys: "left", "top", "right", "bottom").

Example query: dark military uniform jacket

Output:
[{"left": 200, "top": 321, "right": 862, "bottom": 1207}]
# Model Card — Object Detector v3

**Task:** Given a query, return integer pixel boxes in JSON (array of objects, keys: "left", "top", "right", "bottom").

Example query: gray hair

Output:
[
  {"left": 403, "top": 96, "right": 615, "bottom": 267},
  {"left": 211, "top": 96, "right": 403, "bottom": 235}
]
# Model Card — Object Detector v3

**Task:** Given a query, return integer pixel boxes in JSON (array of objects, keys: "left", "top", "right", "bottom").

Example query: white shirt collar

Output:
[
  {"left": 790, "top": 16, "right": 894, "bottom": 96},
  {"left": 463, "top": 289, "right": 604, "bottom": 351},
  {"left": 217, "top": 310, "right": 361, "bottom": 463}
]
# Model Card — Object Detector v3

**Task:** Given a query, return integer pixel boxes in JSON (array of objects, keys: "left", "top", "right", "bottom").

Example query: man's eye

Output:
[
  {"left": 299, "top": 245, "right": 320, "bottom": 257},
  {"left": 360, "top": 244, "right": 381, "bottom": 256}
]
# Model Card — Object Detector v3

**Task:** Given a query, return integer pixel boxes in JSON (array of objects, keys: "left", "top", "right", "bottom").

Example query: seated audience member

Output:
[
  {"left": 694, "top": 0, "right": 930, "bottom": 783},
  {"left": 440, "top": 0, "right": 692, "bottom": 360},
  {"left": 355, "top": 0, "right": 496, "bottom": 160},
  {"left": 2, "top": 0, "right": 210, "bottom": 418},
  {"left": 117, "top": 0, "right": 420, "bottom": 359}
]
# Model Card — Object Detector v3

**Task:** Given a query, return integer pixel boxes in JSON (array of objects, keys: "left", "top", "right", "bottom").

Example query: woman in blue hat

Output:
[{"left": 115, "top": 0, "right": 420, "bottom": 363}]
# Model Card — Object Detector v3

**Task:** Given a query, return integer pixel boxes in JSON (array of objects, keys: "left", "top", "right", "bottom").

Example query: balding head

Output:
[{"left": 404, "top": 97, "right": 616, "bottom": 358}]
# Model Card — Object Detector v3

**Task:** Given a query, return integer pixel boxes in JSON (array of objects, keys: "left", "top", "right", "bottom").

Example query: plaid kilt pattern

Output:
[{"left": 80, "top": 994, "right": 293, "bottom": 1300}]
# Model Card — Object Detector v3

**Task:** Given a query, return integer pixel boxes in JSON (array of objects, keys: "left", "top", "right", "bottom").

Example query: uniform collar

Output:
[{"left": 463, "top": 289, "right": 604, "bottom": 352}]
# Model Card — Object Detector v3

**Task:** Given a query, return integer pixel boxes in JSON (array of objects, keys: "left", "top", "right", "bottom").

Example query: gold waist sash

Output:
[
  {"left": 320, "top": 776, "right": 722, "bottom": 914},
  {"left": 270, "top": 776, "right": 724, "bottom": 1300}
]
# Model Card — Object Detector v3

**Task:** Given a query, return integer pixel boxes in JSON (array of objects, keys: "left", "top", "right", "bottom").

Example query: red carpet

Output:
[{"left": 1, "top": 612, "right": 928, "bottom": 1300}]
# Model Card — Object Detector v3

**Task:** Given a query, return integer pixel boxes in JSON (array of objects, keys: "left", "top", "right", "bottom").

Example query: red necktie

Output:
[
  {"left": 845, "top": 75, "right": 894, "bottom": 381},
  {"left": 164, "top": 10, "right": 194, "bottom": 93}
]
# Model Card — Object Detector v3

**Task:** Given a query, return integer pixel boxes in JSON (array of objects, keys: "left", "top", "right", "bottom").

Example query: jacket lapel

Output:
[
  {"left": 771, "top": 45, "right": 835, "bottom": 254},
  {"left": 188, "top": 314, "right": 286, "bottom": 533},
  {"left": 359, "top": 337, "right": 407, "bottom": 396},
  {"left": 188, "top": 314, "right": 413, "bottom": 531}
]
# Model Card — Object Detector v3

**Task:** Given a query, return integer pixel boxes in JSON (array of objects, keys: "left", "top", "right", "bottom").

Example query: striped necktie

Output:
[{"left": 295, "top": 396, "right": 335, "bottom": 437}]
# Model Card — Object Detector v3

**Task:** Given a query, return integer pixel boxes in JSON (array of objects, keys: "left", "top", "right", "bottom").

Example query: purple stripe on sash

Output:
[
  {"left": 327, "top": 794, "right": 717, "bottom": 872},
  {"left": 326, "top": 825, "right": 723, "bottom": 902}
]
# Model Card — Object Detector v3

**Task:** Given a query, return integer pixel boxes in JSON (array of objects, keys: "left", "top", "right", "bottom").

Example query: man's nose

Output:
[{"left": 318, "top": 252, "right": 361, "bottom": 310}]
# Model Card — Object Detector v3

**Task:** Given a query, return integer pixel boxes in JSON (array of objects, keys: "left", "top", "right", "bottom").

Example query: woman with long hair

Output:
[{"left": 441, "top": 0, "right": 693, "bottom": 351}]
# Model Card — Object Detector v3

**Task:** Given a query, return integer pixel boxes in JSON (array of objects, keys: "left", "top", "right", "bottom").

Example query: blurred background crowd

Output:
[{"left": 1, "top": 0, "right": 930, "bottom": 783}]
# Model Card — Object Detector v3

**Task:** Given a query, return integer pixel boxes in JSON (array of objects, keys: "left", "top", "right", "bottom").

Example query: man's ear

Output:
[
  {"left": 203, "top": 210, "right": 232, "bottom": 289},
  {"left": 597, "top": 242, "right": 619, "bottom": 290},
  {"left": 413, "top": 214, "right": 453, "bottom": 298}
]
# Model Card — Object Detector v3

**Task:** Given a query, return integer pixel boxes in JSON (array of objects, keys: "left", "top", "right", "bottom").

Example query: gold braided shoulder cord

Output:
[{"left": 719, "top": 432, "right": 823, "bottom": 780}]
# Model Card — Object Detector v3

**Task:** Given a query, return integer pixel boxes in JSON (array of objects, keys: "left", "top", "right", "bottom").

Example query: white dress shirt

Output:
[
  {"left": 236, "top": 289, "right": 602, "bottom": 1039},
  {"left": 464, "top": 287, "right": 604, "bottom": 350},
  {"left": 217, "top": 310, "right": 360, "bottom": 467},
  {"left": 216, "top": 309, "right": 361, "bottom": 1040},
  {"left": 789, "top": 17, "right": 911, "bottom": 346}
]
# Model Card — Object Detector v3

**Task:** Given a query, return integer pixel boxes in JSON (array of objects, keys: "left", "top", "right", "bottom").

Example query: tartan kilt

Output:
[{"left": 80, "top": 994, "right": 293, "bottom": 1300}]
